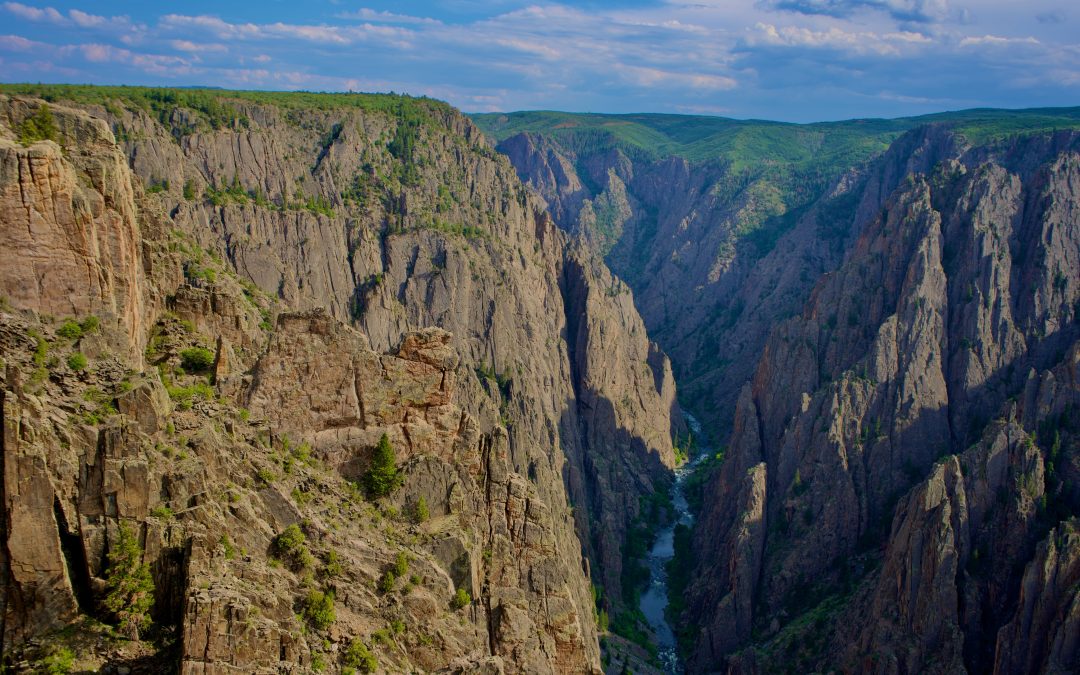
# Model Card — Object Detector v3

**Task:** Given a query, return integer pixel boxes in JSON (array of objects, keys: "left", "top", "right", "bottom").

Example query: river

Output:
[{"left": 638, "top": 413, "right": 707, "bottom": 674}]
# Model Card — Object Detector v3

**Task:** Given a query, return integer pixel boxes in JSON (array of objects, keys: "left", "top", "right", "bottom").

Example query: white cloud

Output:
[
  {"left": 748, "top": 21, "right": 913, "bottom": 55},
  {"left": 336, "top": 9, "right": 441, "bottom": 25},
  {"left": 959, "top": 34, "right": 1040, "bottom": 47},
  {"left": 2, "top": 2, "right": 63, "bottom": 23},
  {"left": 0, "top": 33, "right": 46, "bottom": 51},
  {"left": 170, "top": 40, "right": 228, "bottom": 53}
]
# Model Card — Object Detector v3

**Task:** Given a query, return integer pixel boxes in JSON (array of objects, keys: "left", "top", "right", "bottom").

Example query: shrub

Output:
[
  {"left": 363, "top": 433, "right": 402, "bottom": 498},
  {"left": 392, "top": 551, "right": 409, "bottom": 577},
  {"left": 180, "top": 346, "right": 215, "bottom": 372},
  {"left": 166, "top": 381, "right": 215, "bottom": 410},
  {"left": 66, "top": 352, "right": 88, "bottom": 371},
  {"left": 56, "top": 320, "right": 83, "bottom": 340},
  {"left": 80, "top": 315, "right": 99, "bottom": 333},
  {"left": 342, "top": 638, "right": 378, "bottom": 673},
  {"left": 322, "top": 550, "right": 342, "bottom": 578},
  {"left": 414, "top": 496, "right": 430, "bottom": 523},
  {"left": 451, "top": 587, "right": 471, "bottom": 610},
  {"left": 40, "top": 645, "right": 75, "bottom": 675},
  {"left": 104, "top": 522, "right": 155, "bottom": 639},
  {"left": 274, "top": 524, "right": 314, "bottom": 570},
  {"left": 302, "top": 589, "right": 336, "bottom": 630},
  {"left": 379, "top": 570, "right": 396, "bottom": 593},
  {"left": 18, "top": 104, "right": 59, "bottom": 145}
]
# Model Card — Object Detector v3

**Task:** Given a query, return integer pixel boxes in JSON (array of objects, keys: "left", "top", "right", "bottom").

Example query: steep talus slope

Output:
[
  {"left": 0, "top": 88, "right": 680, "bottom": 672},
  {"left": 683, "top": 128, "right": 1080, "bottom": 673}
]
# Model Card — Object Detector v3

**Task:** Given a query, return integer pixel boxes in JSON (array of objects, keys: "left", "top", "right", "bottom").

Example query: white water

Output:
[{"left": 638, "top": 413, "right": 707, "bottom": 674}]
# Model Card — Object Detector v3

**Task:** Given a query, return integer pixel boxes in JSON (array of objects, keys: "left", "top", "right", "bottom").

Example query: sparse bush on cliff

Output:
[
  {"left": 180, "top": 346, "right": 215, "bottom": 372},
  {"left": 302, "top": 589, "right": 336, "bottom": 630},
  {"left": 451, "top": 587, "right": 471, "bottom": 610},
  {"left": 66, "top": 352, "right": 88, "bottom": 371},
  {"left": 103, "top": 522, "right": 155, "bottom": 640},
  {"left": 18, "top": 104, "right": 59, "bottom": 145},
  {"left": 274, "top": 524, "right": 315, "bottom": 570},
  {"left": 414, "top": 496, "right": 429, "bottom": 523},
  {"left": 342, "top": 637, "right": 378, "bottom": 673},
  {"left": 363, "top": 433, "right": 402, "bottom": 498}
]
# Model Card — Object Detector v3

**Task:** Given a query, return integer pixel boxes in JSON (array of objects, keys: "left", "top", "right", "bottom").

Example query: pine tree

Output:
[
  {"left": 363, "top": 433, "right": 402, "bottom": 498},
  {"left": 103, "top": 522, "right": 155, "bottom": 640},
  {"left": 18, "top": 104, "right": 58, "bottom": 145}
]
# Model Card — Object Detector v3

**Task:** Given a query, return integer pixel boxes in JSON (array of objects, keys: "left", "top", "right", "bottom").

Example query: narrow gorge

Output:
[
  {"left": 480, "top": 109, "right": 1080, "bottom": 674},
  {"left": 1, "top": 84, "right": 1079, "bottom": 675}
]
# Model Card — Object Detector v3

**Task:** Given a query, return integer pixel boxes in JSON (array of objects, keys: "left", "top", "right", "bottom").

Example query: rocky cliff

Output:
[
  {"left": 487, "top": 111, "right": 1080, "bottom": 674},
  {"left": 0, "top": 88, "right": 680, "bottom": 672},
  {"left": 682, "top": 128, "right": 1080, "bottom": 673}
]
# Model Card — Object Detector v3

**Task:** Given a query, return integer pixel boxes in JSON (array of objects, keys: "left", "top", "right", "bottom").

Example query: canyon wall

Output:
[{"left": 0, "top": 90, "right": 680, "bottom": 672}]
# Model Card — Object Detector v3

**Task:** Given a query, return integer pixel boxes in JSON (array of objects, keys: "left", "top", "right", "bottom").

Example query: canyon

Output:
[
  {"left": 480, "top": 109, "right": 1080, "bottom": 674},
  {"left": 0, "top": 85, "right": 1078, "bottom": 674}
]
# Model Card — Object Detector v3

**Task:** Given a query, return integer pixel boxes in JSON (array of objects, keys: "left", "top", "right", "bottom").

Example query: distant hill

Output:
[{"left": 470, "top": 106, "right": 1080, "bottom": 168}]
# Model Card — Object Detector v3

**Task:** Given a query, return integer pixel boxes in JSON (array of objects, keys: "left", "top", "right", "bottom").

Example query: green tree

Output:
[
  {"left": 103, "top": 522, "right": 155, "bottom": 639},
  {"left": 363, "top": 433, "right": 402, "bottom": 498},
  {"left": 179, "top": 346, "right": 215, "bottom": 373},
  {"left": 18, "top": 104, "right": 59, "bottom": 145},
  {"left": 414, "top": 496, "right": 429, "bottom": 523}
]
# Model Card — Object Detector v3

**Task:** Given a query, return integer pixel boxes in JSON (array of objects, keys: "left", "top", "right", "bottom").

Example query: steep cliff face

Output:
[
  {"left": 493, "top": 131, "right": 863, "bottom": 439},
  {"left": 683, "top": 128, "right": 1080, "bottom": 672},
  {"left": 0, "top": 101, "right": 157, "bottom": 364},
  {"left": 0, "top": 90, "right": 680, "bottom": 672}
]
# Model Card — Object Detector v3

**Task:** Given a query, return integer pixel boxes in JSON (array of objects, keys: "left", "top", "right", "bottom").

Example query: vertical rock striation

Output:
[{"left": 0, "top": 89, "right": 680, "bottom": 672}]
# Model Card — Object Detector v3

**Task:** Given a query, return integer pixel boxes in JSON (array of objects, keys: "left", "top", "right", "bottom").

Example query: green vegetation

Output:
[
  {"left": 166, "top": 380, "right": 215, "bottom": 410},
  {"left": 451, "top": 587, "right": 471, "bottom": 610},
  {"left": 302, "top": 589, "right": 336, "bottom": 631},
  {"left": 472, "top": 106, "right": 1080, "bottom": 258},
  {"left": 665, "top": 523, "right": 694, "bottom": 653},
  {"left": 80, "top": 387, "right": 119, "bottom": 425},
  {"left": 471, "top": 107, "right": 1080, "bottom": 166},
  {"left": 149, "top": 505, "right": 174, "bottom": 521},
  {"left": 392, "top": 551, "right": 410, "bottom": 578},
  {"left": 379, "top": 570, "right": 397, "bottom": 593},
  {"left": 343, "top": 637, "right": 378, "bottom": 673},
  {"left": 363, "top": 433, "right": 402, "bottom": 498},
  {"left": 39, "top": 645, "right": 76, "bottom": 674},
  {"left": 205, "top": 178, "right": 251, "bottom": 206},
  {"left": 103, "top": 522, "right": 155, "bottom": 640},
  {"left": 18, "top": 103, "right": 59, "bottom": 145},
  {"left": 66, "top": 352, "right": 88, "bottom": 372},
  {"left": 414, "top": 496, "right": 430, "bottom": 523},
  {"left": 0, "top": 83, "right": 453, "bottom": 132},
  {"left": 273, "top": 524, "right": 315, "bottom": 570},
  {"left": 56, "top": 320, "right": 83, "bottom": 340},
  {"left": 180, "top": 346, "right": 216, "bottom": 373}
]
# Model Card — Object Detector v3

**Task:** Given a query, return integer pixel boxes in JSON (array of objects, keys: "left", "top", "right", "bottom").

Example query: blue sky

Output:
[{"left": 0, "top": 1, "right": 1076, "bottom": 121}]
